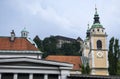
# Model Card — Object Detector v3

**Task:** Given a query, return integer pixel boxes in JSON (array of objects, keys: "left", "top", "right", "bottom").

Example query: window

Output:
[
  {"left": 1, "top": 73, "right": 13, "bottom": 79},
  {"left": 97, "top": 29, "right": 99, "bottom": 32},
  {"left": 102, "top": 30, "right": 104, "bottom": 32},
  {"left": 24, "top": 33, "right": 26, "bottom": 36},
  {"left": 18, "top": 74, "right": 29, "bottom": 79},
  {"left": 48, "top": 74, "right": 58, "bottom": 79},
  {"left": 33, "top": 74, "right": 44, "bottom": 79},
  {"left": 97, "top": 40, "right": 102, "bottom": 49}
]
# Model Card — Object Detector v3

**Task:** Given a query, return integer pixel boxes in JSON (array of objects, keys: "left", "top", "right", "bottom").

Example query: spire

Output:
[
  {"left": 95, "top": 4, "right": 97, "bottom": 15},
  {"left": 93, "top": 6, "right": 100, "bottom": 24},
  {"left": 91, "top": 6, "right": 103, "bottom": 29},
  {"left": 87, "top": 22, "right": 90, "bottom": 30}
]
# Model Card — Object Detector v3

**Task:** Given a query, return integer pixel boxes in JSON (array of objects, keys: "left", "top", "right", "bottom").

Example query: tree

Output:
[
  {"left": 81, "top": 64, "right": 86, "bottom": 74},
  {"left": 34, "top": 35, "right": 82, "bottom": 58},
  {"left": 108, "top": 37, "right": 115, "bottom": 75},
  {"left": 117, "top": 61, "right": 120, "bottom": 75},
  {"left": 114, "top": 39, "right": 119, "bottom": 74},
  {"left": 33, "top": 35, "right": 43, "bottom": 51},
  {"left": 108, "top": 37, "right": 120, "bottom": 75},
  {"left": 86, "top": 63, "right": 90, "bottom": 74},
  {"left": 60, "top": 42, "right": 81, "bottom": 56},
  {"left": 42, "top": 36, "right": 58, "bottom": 58},
  {"left": 81, "top": 63, "right": 90, "bottom": 74}
]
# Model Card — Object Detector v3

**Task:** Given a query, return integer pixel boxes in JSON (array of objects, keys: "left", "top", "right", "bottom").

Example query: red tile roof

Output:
[
  {"left": 46, "top": 55, "right": 82, "bottom": 70},
  {"left": 0, "top": 37, "right": 39, "bottom": 51}
]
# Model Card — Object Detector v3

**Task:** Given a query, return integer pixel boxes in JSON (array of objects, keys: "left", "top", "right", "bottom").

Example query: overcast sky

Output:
[{"left": 0, "top": 0, "right": 120, "bottom": 41}]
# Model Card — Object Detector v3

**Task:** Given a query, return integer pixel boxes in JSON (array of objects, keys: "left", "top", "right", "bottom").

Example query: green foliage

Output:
[
  {"left": 60, "top": 42, "right": 81, "bottom": 56},
  {"left": 108, "top": 37, "right": 115, "bottom": 75},
  {"left": 108, "top": 37, "right": 120, "bottom": 75},
  {"left": 42, "top": 36, "right": 58, "bottom": 58},
  {"left": 81, "top": 64, "right": 86, "bottom": 74},
  {"left": 81, "top": 63, "right": 90, "bottom": 74},
  {"left": 33, "top": 35, "right": 82, "bottom": 58},
  {"left": 33, "top": 35, "right": 43, "bottom": 51},
  {"left": 86, "top": 63, "right": 91, "bottom": 74},
  {"left": 117, "top": 61, "right": 120, "bottom": 75}
]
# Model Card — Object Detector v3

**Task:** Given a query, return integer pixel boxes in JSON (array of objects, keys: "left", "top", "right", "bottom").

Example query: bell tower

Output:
[{"left": 89, "top": 7, "right": 109, "bottom": 75}]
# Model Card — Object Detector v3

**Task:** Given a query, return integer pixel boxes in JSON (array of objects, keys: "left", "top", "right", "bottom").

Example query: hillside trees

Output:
[
  {"left": 33, "top": 35, "right": 43, "bottom": 51},
  {"left": 33, "top": 36, "right": 82, "bottom": 58},
  {"left": 42, "top": 36, "right": 58, "bottom": 58},
  {"left": 61, "top": 42, "right": 81, "bottom": 55}
]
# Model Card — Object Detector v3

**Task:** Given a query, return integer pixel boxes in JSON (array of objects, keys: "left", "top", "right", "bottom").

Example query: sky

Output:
[{"left": 0, "top": 0, "right": 120, "bottom": 41}]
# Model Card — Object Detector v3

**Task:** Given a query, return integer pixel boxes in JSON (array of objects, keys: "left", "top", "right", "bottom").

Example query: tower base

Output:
[{"left": 91, "top": 68, "right": 109, "bottom": 76}]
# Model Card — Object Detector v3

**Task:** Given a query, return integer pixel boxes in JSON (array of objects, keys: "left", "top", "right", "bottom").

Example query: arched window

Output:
[
  {"left": 97, "top": 29, "right": 99, "bottom": 32},
  {"left": 97, "top": 40, "right": 102, "bottom": 49},
  {"left": 24, "top": 33, "right": 25, "bottom": 36}
]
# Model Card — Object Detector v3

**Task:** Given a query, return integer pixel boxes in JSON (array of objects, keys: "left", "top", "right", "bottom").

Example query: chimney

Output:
[{"left": 10, "top": 30, "right": 15, "bottom": 41}]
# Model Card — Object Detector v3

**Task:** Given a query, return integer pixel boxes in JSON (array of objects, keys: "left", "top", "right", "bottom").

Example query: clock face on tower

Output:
[{"left": 97, "top": 51, "right": 103, "bottom": 58}]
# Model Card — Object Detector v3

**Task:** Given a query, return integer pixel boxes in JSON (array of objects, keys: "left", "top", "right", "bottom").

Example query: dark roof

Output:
[
  {"left": 0, "top": 37, "right": 39, "bottom": 51},
  {"left": 77, "top": 37, "right": 83, "bottom": 41},
  {"left": 55, "top": 35, "right": 82, "bottom": 42}
]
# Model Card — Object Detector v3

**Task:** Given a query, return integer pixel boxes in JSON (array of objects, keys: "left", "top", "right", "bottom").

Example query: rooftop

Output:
[
  {"left": 0, "top": 37, "right": 39, "bottom": 51},
  {"left": 45, "top": 55, "right": 82, "bottom": 70},
  {"left": 55, "top": 35, "right": 83, "bottom": 42}
]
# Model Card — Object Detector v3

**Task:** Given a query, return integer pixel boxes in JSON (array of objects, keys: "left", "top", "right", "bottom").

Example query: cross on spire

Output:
[{"left": 95, "top": 4, "right": 97, "bottom": 14}]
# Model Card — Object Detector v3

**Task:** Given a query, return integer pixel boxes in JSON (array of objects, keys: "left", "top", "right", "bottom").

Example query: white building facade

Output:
[{"left": 0, "top": 30, "right": 73, "bottom": 79}]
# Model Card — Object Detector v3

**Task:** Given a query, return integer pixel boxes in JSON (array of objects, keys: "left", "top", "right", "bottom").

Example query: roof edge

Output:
[
  {"left": 0, "top": 50, "right": 42, "bottom": 54},
  {"left": 0, "top": 57, "right": 73, "bottom": 67}
]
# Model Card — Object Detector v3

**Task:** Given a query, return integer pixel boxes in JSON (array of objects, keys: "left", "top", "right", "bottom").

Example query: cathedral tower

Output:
[{"left": 88, "top": 7, "right": 109, "bottom": 75}]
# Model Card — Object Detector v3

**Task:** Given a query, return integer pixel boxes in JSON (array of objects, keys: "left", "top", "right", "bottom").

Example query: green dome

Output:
[
  {"left": 21, "top": 27, "right": 28, "bottom": 32},
  {"left": 91, "top": 23, "right": 103, "bottom": 29}
]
